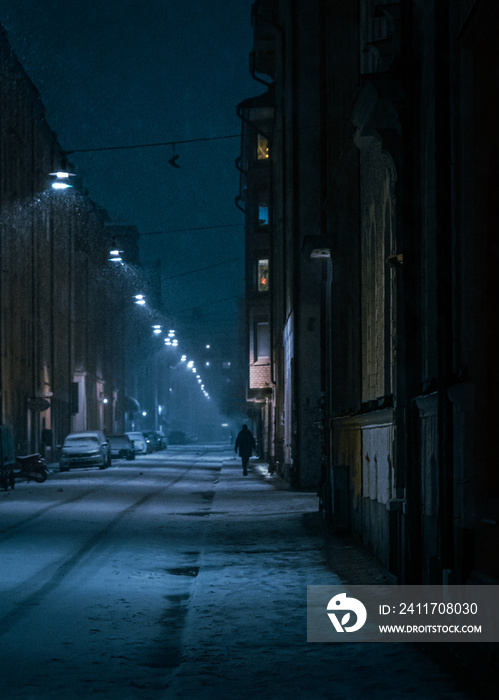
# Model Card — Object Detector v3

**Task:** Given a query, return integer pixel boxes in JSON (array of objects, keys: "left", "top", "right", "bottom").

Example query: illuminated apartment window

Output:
[
  {"left": 258, "top": 259, "right": 269, "bottom": 291},
  {"left": 258, "top": 205, "right": 269, "bottom": 227},
  {"left": 257, "top": 134, "right": 269, "bottom": 160}
]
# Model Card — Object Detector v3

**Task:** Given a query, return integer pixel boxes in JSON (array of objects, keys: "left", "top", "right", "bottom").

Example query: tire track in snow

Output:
[{"left": 0, "top": 464, "right": 195, "bottom": 638}]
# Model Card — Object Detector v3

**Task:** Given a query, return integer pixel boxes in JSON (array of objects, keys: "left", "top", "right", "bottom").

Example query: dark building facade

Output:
[
  {"left": 236, "top": 90, "right": 274, "bottom": 461},
  {"left": 238, "top": 0, "right": 499, "bottom": 587},
  {"left": 0, "top": 26, "right": 131, "bottom": 456}
]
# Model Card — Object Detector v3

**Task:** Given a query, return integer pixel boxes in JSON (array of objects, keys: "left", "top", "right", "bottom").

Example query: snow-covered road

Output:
[{"left": 0, "top": 445, "right": 480, "bottom": 698}]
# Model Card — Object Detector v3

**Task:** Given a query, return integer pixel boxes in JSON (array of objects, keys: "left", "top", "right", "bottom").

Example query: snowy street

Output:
[{"left": 0, "top": 445, "right": 480, "bottom": 699}]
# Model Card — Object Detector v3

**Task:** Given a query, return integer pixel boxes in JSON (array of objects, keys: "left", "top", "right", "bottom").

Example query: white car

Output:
[
  {"left": 60, "top": 430, "right": 111, "bottom": 471},
  {"left": 126, "top": 431, "right": 148, "bottom": 454}
]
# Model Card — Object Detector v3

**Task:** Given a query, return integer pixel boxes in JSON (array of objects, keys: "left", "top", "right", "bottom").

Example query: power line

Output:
[
  {"left": 164, "top": 257, "right": 242, "bottom": 281},
  {"left": 66, "top": 133, "right": 240, "bottom": 155},
  {"left": 138, "top": 223, "right": 242, "bottom": 235},
  {"left": 170, "top": 293, "right": 244, "bottom": 315},
  {"left": 65, "top": 124, "right": 322, "bottom": 156}
]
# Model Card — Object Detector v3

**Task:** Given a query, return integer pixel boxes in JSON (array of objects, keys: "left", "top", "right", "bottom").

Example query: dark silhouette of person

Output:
[{"left": 235, "top": 424, "right": 256, "bottom": 476}]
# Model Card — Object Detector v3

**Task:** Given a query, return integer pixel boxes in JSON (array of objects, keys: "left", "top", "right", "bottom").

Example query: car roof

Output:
[{"left": 66, "top": 431, "right": 100, "bottom": 438}]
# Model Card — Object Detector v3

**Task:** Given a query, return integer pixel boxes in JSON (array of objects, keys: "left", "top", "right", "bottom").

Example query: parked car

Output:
[
  {"left": 154, "top": 430, "right": 168, "bottom": 450},
  {"left": 142, "top": 431, "right": 159, "bottom": 453},
  {"left": 59, "top": 430, "right": 111, "bottom": 471},
  {"left": 126, "top": 431, "right": 148, "bottom": 454},
  {"left": 168, "top": 430, "right": 188, "bottom": 445},
  {"left": 107, "top": 434, "right": 135, "bottom": 460},
  {"left": 143, "top": 431, "right": 164, "bottom": 452}
]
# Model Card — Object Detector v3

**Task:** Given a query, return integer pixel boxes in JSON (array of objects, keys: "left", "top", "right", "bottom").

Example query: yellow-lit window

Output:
[
  {"left": 258, "top": 259, "right": 269, "bottom": 291},
  {"left": 257, "top": 134, "right": 269, "bottom": 160}
]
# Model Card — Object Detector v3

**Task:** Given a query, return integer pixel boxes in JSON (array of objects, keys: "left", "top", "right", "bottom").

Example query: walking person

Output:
[{"left": 235, "top": 424, "right": 256, "bottom": 476}]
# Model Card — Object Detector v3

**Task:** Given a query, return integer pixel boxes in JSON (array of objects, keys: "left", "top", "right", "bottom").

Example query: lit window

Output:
[
  {"left": 258, "top": 205, "right": 269, "bottom": 227},
  {"left": 257, "top": 134, "right": 269, "bottom": 160},
  {"left": 258, "top": 259, "right": 269, "bottom": 291}
]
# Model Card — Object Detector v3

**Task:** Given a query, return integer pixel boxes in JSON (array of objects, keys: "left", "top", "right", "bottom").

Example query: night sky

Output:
[{"left": 0, "top": 0, "right": 258, "bottom": 337}]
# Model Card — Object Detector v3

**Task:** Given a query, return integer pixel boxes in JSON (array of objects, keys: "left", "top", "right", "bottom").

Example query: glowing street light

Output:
[
  {"left": 134, "top": 294, "right": 146, "bottom": 306},
  {"left": 49, "top": 171, "right": 76, "bottom": 190},
  {"left": 108, "top": 248, "right": 123, "bottom": 263}
]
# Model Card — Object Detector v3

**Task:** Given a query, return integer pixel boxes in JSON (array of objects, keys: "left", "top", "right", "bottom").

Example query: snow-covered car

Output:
[
  {"left": 107, "top": 434, "right": 135, "bottom": 460},
  {"left": 126, "top": 431, "right": 148, "bottom": 454},
  {"left": 59, "top": 430, "right": 111, "bottom": 471}
]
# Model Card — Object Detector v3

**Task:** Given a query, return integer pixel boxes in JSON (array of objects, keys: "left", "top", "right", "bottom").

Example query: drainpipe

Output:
[
  {"left": 290, "top": 0, "right": 301, "bottom": 488},
  {"left": 434, "top": 0, "right": 454, "bottom": 582}
]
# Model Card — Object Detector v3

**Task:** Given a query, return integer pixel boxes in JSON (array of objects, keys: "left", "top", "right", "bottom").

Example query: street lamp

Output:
[
  {"left": 108, "top": 248, "right": 123, "bottom": 263},
  {"left": 49, "top": 171, "right": 76, "bottom": 190}
]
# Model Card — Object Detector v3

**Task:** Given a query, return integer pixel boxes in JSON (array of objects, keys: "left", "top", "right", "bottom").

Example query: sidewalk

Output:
[
  {"left": 252, "top": 459, "right": 393, "bottom": 585},
  {"left": 251, "top": 458, "right": 496, "bottom": 699},
  {"left": 162, "top": 454, "right": 485, "bottom": 699}
]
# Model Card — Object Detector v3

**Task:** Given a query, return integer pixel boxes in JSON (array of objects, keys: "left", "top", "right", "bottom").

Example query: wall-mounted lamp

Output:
[
  {"left": 302, "top": 235, "right": 332, "bottom": 260},
  {"left": 386, "top": 253, "right": 403, "bottom": 267}
]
